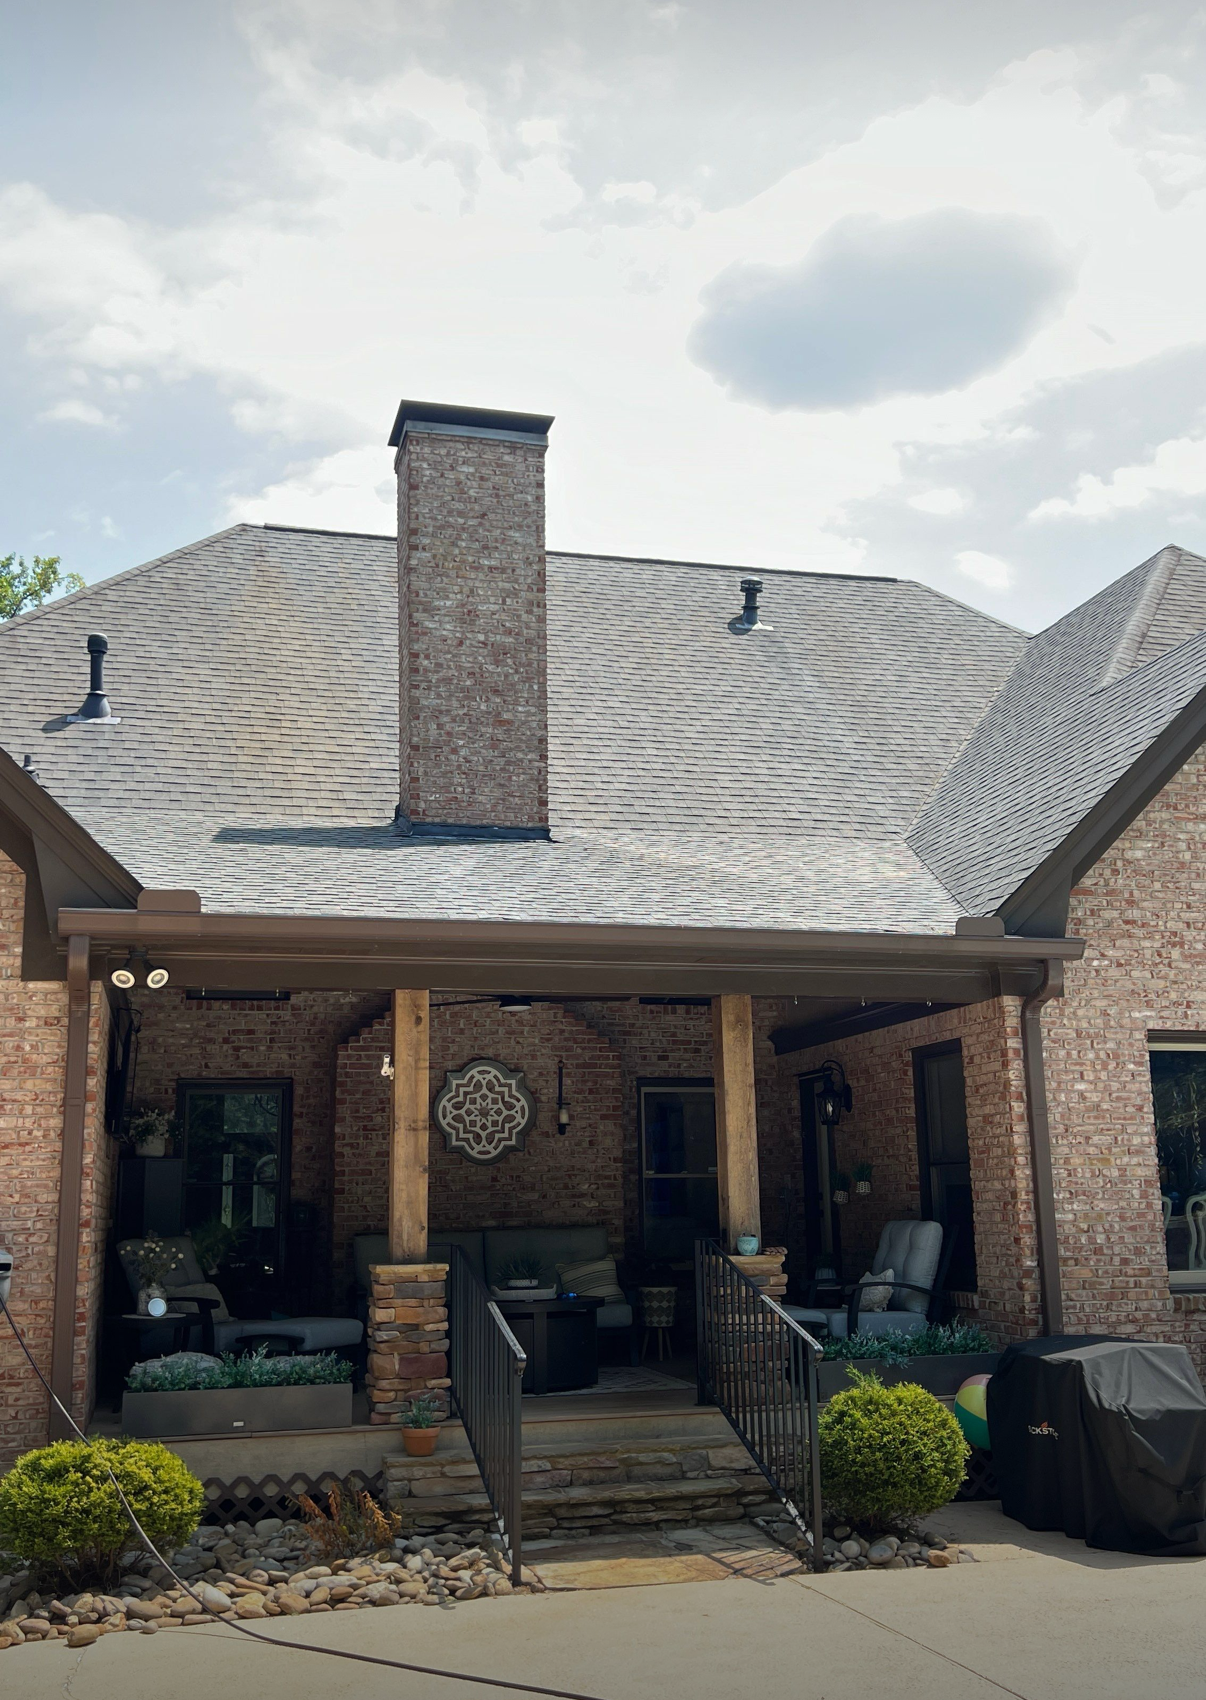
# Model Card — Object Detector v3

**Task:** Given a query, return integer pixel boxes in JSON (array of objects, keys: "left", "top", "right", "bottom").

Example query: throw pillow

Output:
[
  {"left": 856, "top": 1268, "right": 894, "bottom": 1312},
  {"left": 556, "top": 1256, "right": 624, "bottom": 1303}
]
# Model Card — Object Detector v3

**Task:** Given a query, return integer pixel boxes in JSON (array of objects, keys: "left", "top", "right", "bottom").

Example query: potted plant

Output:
[
  {"left": 134, "top": 1232, "right": 185, "bottom": 1313},
  {"left": 832, "top": 1172, "right": 851, "bottom": 1206},
  {"left": 122, "top": 1346, "right": 354, "bottom": 1438},
  {"left": 852, "top": 1162, "right": 873, "bottom": 1197},
  {"left": 121, "top": 1105, "right": 179, "bottom": 1159},
  {"left": 498, "top": 1254, "right": 544, "bottom": 1290},
  {"left": 815, "top": 1323, "right": 1000, "bottom": 1400},
  {"left": 400, "top": 1393, "right": 442, "bottom": 1456}
]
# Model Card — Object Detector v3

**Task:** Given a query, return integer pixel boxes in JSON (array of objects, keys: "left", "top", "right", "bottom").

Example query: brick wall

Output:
[
  {"left": 764, "top": 997, "right": 1040, "bottom": 1343},
  {"left": 1043, "top": 741, "right": 1206, "bottom": 1348},
  {"left": 333, "top": 1000, "right": 626, "bottom": 1279},
  {"left": 133, "top": 989, "right": 388, "bottom": 1304},
  {"left": 0, "top": 851, "right": 110, "bottom": 1465},
  {"left": 398, "top": 426, "right": 548, "bottom": 829}
]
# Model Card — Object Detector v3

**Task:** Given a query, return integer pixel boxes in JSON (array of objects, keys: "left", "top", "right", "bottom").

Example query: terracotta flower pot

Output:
[{"left": 402, "top": 1427, "right": 440, "bottom": 1456}]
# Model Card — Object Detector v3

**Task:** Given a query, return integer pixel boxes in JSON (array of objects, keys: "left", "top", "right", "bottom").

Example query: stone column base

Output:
[
  {"left": 729, "top": 1247, "right": 788, "bottom": 1302},
  {"left": 366, "top": 1261, "right": 450, "bottom": 1426}
]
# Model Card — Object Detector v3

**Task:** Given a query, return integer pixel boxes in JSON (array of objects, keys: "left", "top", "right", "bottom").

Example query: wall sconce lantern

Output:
[
  {"left": 816, "top": 1059, "right": 852, "bottom": 1128},
  {"left": 557, "top": 1059, "right": 570, "bottom": 1134}
]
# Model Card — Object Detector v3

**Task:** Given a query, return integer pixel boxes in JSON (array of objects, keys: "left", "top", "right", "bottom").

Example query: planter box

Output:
[
  {"left": 817, "top": 1351, "right": 999, "bottom": 1401},
  {"left": 121, "top": 1382, "right": 353, "bottom": 1439}
]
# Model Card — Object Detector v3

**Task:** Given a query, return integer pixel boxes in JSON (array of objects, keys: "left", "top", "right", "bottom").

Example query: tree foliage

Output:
[{"left": 0, "top": 553, "right": 85, "bottom": 621}]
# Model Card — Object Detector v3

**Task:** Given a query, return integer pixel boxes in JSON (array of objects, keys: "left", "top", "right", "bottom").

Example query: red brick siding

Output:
[
  {"left": 132, "top": 990, "right": 388, "bottom": 1304},
  {"left": 0, "top": 851, "right": 110, "bottom": 1465},
  {"left": 1044, "top": 742, "right": 1206, "bottom": 1348},
  {"left": 333, "top": 1001, "right": 625, "bottom": 1278},
  {"left": 398, "top": 428, "right": 548, "bottom": 828}
]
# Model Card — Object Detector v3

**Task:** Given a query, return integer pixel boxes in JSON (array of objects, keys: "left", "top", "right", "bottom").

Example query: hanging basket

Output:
[
  {"left": 832, "top": 1188, "right": 849, "bottom": 1206},
  {"left": 855, "top": 1180, "right": 872, "bottom": 1196}
]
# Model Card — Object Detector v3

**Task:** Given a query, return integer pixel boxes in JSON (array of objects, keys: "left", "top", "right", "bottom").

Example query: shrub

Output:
[
  {"left": 819, "top": 1368, "right": 969, "bottom": 1527},
  {"left": 0, "top": 1438, "right": 204, "bottom": 1587},
  {"left": 126, "top": 1346, "right": 353, "bottom": 1392},
  {"left": 296, "top": 1482, "right": 400, "bottom": 1561},
  {"left": 820, "top": 1322, "right": 994, "bottom": 1364}
]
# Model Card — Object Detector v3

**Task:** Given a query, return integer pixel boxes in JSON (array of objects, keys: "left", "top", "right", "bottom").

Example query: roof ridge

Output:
[
  {"left": 548, "top": 548, "right": 896, "bottom": 583},
  {"left": 1098, "top": 545, "right": 1184, "bottom": 687},
  {"left": 0, "top": 524, "right": 256, "bottom": 634}
]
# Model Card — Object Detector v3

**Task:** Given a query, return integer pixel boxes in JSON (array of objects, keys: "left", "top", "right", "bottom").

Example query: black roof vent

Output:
[
  {"left": 68, "top": 634, "right": 120, "bottom": 724},
  {"left": 730, "top": 577, "right": 771, "bottom": 634}
]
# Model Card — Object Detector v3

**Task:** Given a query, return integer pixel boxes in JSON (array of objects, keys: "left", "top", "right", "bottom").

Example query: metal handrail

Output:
[
  {"left": 446, "top": 1245, "right": 527, "bottom": 1585},
  {"left": 695, "top": 1239, "right": 824, "bottom": 1570}
]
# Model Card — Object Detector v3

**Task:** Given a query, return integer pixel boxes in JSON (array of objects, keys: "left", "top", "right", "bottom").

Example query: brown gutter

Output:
[
  {"left": 1021, "top": 958, "right": 1065, "bottom": 1336},
  {"left": 49, "top": 934, "right": 91, "bottom": 1439}
]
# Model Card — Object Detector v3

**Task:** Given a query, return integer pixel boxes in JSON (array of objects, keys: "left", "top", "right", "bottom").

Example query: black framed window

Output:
[
  {"left": 913, "top": 1041, "right": 976, "bottom": 1291},
  {"left": 638, "top": 1080, "right": 718, "bottom": 1261},
  {"left": 1149, "top": 1041, "right": 1206, "bottom": 1283},
  {"left": 177, "top": 1079, "right": 292, "bottom": 1314}
]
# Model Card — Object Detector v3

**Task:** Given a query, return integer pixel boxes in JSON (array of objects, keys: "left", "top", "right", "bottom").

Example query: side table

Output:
[{"left": 495, "top": 1295, "right": 604, "bottom": 1394}]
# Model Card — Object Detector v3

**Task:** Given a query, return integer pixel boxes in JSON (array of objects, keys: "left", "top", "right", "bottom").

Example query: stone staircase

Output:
[{"left": 384, "top": 1406, "right": 779, "bottom": 1541}]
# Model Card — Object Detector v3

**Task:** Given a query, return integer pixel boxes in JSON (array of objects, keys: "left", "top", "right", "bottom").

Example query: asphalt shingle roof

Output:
[
  {"left": 1, "top": 524, "right": 1201, "bottom": 933},
  {"left": 907, "top": 546, "right": 1206, "bottom": 915}
]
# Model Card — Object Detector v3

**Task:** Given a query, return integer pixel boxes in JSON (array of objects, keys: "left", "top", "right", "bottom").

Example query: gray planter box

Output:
[
  {"left": 817, "top": 1351, "right": 999, "bottom": 1401},
  {"left": 121, "top": 1382, "right": 353, "bottom": 1439}
]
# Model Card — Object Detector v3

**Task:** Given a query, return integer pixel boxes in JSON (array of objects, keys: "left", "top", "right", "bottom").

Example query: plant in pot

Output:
[
  {"left": 400, "top": 1393, "right": 443, "bottom": 1456},
  {"left": 852, "top": 1162, "right": 873, "bottom": 1197},
  {"left": 832, "top": 1172, "right": 851, "bottom": 1206},
  {"left": 121, "top": 1104, "right": 179, "bottom": 1159},
  {"left": 498, "top": 1254, "right": 544, "bottom": 1290},
  {"left": 134, "top": 1231, "right": 184, "bottom": 1313}
]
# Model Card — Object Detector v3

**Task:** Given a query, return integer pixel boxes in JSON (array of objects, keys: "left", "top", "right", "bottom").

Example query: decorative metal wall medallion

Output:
[{"left": 434, "top": 1058, "right": 536, "bottom": 1164}]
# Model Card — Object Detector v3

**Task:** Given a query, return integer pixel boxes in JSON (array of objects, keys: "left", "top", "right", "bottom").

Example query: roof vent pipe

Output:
[
  {"left": 69, "top": 634, "right": 119, "bottom": 724},
  {"left": 730, "top": 578, "right": 771, "bottom": 634}
]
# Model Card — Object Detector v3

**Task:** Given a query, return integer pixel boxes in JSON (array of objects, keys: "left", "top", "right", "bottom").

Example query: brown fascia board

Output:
[
  {"left": 1001, "top": 676, "right": 1206, "bottom": 938},
  {"left": 55, "top": 905, "right": 1084, "bottom": 998},
  {"left": 0, "top": 748, "right": 141, "bottom": 911}
]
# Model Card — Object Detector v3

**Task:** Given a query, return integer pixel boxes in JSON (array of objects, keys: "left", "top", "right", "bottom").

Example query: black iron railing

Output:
[
  {"left": 447, "top": 1245, "right": 527, "bottom": 1585},
  {"left": 695, "top": 1239, "right": 824, "bottom": 1569}
]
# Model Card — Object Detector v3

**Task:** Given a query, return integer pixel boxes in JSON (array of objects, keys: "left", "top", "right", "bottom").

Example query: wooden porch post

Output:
[
  {"left": 712, "top": 993, "right": 761, "bottom": 1249},
  {"left": 389, "top": 988, "right": 430, "bottom": 1262}
]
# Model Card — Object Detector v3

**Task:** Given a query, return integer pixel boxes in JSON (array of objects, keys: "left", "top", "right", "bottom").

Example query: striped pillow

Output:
[{"left": 556, "top": 1256, "right": 624, "bottom": 1303}]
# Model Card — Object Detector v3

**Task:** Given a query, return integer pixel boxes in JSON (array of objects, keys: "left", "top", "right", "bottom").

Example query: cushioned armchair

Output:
[
  {"left": 784, "top": 1220, "right": 951, "bottom": 1340},
  {"left": 117, "top": 1235, "right": 363, "bottom": 1356}
]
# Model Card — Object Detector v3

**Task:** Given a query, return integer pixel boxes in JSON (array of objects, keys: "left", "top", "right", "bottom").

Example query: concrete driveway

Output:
[{"left": 6, "top": 1504, "right": 1202, "bottom": 1700}]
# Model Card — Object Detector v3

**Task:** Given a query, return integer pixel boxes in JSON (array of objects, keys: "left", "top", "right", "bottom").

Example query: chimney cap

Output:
[{"left": 388, "top": 398, "right": 554, "bottom": 447}]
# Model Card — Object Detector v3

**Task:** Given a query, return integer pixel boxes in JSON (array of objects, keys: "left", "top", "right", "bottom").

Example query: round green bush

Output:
[
  {"left": 0, "top": 1438, "right": 204, "bottom": 1586},
  {"left": 819, "top": 1368, "right": 969, "bottom": 1527}
]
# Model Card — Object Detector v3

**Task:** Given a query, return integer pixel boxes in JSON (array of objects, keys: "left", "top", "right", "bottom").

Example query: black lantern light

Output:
[{"left": 816, "top": 1059, "right": 852, "bottom": 1128}]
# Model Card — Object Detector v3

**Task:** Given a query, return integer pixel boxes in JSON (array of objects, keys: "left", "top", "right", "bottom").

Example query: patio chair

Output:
[
  {"left": 116, "top": 1235, "right": 363, "bottom": 1356},
  {"left": 782, "top": 1219, "right": 953, "bottom": 1339}
]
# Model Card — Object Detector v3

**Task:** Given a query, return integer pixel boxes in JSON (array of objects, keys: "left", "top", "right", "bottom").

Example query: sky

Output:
[{"left": 5, "top": 1, "right": 1206, "bottom": 632}]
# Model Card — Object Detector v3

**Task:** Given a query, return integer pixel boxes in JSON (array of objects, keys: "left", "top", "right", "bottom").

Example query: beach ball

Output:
[{"left": 954, "top": 1374, "right": 991, "bottom": 1452}]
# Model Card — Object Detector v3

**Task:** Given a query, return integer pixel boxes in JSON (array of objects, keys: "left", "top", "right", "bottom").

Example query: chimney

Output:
[{"left": 389, "top": 399, "right": 555, "bottom": 838}]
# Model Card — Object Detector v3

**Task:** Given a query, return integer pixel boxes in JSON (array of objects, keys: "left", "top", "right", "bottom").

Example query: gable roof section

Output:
[
  {"left": 0, "top": 526, "right": 1025, "bottom": 933},
  {"left": 908, "top": 545, "right": 1206, "bottom": 923}
]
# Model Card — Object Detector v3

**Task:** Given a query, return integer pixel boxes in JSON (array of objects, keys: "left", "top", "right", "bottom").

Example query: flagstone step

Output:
[{"left": 388, "top": 1473, "right": 776, "bottom": 1540}]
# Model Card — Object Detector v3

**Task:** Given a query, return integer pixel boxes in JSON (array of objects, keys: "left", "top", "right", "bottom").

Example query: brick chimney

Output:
[{"left": 389, "top": 399, "right": 554, "bottom": 838}]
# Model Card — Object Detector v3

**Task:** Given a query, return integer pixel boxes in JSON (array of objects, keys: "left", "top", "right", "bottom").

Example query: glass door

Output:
[
  {"left": 178, "top": 1080, "right": 291, "bottom": 1315},
  {"left": 639, "top": 1082, "right": 719, "bottom": 1262}
]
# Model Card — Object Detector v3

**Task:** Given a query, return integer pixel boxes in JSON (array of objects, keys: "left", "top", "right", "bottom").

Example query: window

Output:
[
  {"left": 913, "top": 1041, "right": 977, "bottom": 1291},
  {"left": 1149, "top": 1040, "right": 1206, "bottom": 1283},
  {"left": 178, "top": 1079, "right": 291, "bottom": 1314},
  {"left": 639, "top": 1082, "right": 718, "bottom": 1261}
]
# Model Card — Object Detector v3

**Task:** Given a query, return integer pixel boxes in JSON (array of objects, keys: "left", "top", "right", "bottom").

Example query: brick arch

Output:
[{"left": 332, "top": 999, "right": 625, "bottom": 1278}]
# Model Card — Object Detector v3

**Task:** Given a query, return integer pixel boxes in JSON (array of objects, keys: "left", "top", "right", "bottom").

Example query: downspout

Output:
[
  {"left": 1020, "top": 957, "right": 1064, "bottom": 1336},
  {"left": 49, "top": 934, "right": 91, "bottom": 1439}
]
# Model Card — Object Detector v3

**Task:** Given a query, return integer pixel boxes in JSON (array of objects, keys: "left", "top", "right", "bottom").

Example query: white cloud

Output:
[
  {"left": 37, "top": 398, "right": 115, "bottom": 427},
  {"left": 908, "top": 486, "right": 967, "bottom": 515},
  {"left": 955, "top": 549, "right": 1013, "bottom": 590},
  {"left": 1029, "top": 434, "right": 1206, "bottom": 519},
  {"left": 226, "top": 446, "right": 396, "bottom": 534}
]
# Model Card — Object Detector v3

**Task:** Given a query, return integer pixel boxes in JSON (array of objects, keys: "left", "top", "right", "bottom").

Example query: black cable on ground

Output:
[{"left": 0, "top": 1294, "right": 610, "bottom": 1700}]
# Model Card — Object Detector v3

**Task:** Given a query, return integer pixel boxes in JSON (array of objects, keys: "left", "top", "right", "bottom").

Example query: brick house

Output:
[{"left": 0, "top": 397, "right": 1205, "bottom": 1491}]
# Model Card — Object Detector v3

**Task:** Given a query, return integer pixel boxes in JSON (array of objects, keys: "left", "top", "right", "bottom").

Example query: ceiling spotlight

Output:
[
  {"left": 497, "top": 994, "right": 533, "bottom": 1014},
  {"left": 146, "top": 964, "right": 170, "bottom": 990},
  {"left": 110, "top": 956, "right": 137, "bottom": 990}
]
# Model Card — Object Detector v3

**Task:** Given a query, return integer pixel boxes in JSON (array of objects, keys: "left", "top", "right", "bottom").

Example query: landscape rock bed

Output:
[
  {"left": 0, "top": 1515, "right": 534, "bottom": 1650},
  {"left": 758, "top": 1512, "right": 978, "bottom": 1571}
]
